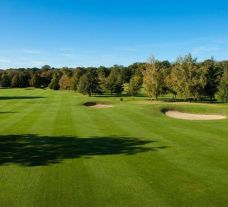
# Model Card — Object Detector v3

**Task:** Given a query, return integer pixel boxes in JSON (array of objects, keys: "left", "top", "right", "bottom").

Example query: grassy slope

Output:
[{"left": 0, "top": 88, "right": 227, "bottom": 207}]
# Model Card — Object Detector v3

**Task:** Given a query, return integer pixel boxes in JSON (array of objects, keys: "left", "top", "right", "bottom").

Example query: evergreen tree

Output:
[{"left": 202, "top": 58, "right": 222, "bottom": 102}]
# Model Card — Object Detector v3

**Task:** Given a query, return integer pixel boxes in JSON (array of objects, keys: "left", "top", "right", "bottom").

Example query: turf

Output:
[{"left": 0, "top": 88, "right": 228, "bottom": 207}]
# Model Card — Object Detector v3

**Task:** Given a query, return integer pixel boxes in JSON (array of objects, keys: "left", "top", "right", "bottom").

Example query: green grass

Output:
[{"left": 0, "top": 88, "right": 228, "bottom": 207}]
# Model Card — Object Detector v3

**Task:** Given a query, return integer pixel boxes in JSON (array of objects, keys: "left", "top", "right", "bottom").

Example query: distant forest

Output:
[{"left": 1, "top": 54, "right": 228, "bottom": 102}]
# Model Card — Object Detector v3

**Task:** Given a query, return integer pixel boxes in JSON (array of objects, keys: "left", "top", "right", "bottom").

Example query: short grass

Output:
[{"left": 0, "top": 88, "right": 228, "bottom": 207}]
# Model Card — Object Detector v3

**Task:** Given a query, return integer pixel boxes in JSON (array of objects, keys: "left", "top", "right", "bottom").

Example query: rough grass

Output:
[{"left": 0, "top": 88, "right": 228, "bottom": 207}]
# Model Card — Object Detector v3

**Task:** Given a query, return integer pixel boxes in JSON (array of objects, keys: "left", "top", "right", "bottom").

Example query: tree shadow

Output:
[
  {"left": 0, "top": 134, "right": 168, "bottom": 167},
  {"left": 0, "top": 112, "right": 16, "bottom": 114},
  {"left": 0, "top": 96, "right": 45, "bottom": 100}
]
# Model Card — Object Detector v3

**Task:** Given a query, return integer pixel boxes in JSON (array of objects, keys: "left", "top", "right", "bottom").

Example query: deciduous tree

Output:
[
  {"left": 143, "top": 57, "right": 165, "bottom": 100},
  {"left": 59, "top": 75, "right": 70, "bottom": 90},
  {"left": 218, "top": 66, "right": 228, "bottom": 102},
  {"left": 129, "top": 75, "right": 142, "bottom": 96}
]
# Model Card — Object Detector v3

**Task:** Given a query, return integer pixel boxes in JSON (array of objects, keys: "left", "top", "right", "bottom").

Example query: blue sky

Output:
[{"left": 0, "top": 0, "right": 228, "bottom": 68}]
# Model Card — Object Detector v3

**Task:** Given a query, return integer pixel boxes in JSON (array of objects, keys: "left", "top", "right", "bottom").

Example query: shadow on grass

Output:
[
  {"left": 0, "top": 134, "right": 167, "bottom": 167},
  {"left": 0, "top": 112, "right": 16, "bottom": 114},
  {"left": 0, "top": 96, "right": 45, "bottom": 100}
]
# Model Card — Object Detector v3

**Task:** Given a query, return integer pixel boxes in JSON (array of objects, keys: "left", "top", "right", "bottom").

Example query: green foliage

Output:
[
  {"left": 69, "top": 69, "right": 82, "bottom": 91},
  {"left": 30, "top": 74, "right": 43, "bottom": 88},
  {"left": 1, "top": 56, "right": 228, "bottom": 100},
  {"left": 77, "top": 70, "right": 100, "bottom": 96},
  {"left": 97, "top": 67, "right": 108, "bottom": 93},
  {"left": 41, "top": 65, "right": 52, "bottom": 70},
  {"left": 11, "top": 74, "right": 20, "bottom": 88},
  {"left": 143, "top": 57, "right": 166, "bottom": 100},
  {"left": 123, "top": 83, "right": 130, "bottom": 94},
  {"left": 77, "top": 74, "right": 88, "bottom": 95},
  {"left": 11, "top": 72, "right": 29, "bottom": 88},
  {"left": 59, "top": 75, "right": 70, "bottom": 90},
  {"left": 106, "top": 67, "right": 123, "bottom": 95},
  {"left": 218, "top": 66, "right": 228, "bottom": 102},
  {"left": 168, "top": 54, "right": 206, "bottom": 100},
  {"left": 69, "top": 76, "right": 79, "bottom": 91},
  {"left": 202, "top": 58, "right": 222, "bottom": 101},
  {"left": 49, "top": 74, "right": 60, "bottom": 90},
  {"left": 0, "top": 73, "right": 11, "bottom": 87},
  {"left": 129, "top": 75, "right": 142, "bottom": 96}
]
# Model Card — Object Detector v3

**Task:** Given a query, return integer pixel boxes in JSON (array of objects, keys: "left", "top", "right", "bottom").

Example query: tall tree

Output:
[
  {"left": 218, "top": 65, "right": 228, "bottom": 102},
  {"left": 0, "top": 73, "right": 11, "bottom": 87},
  {"left": 202, "top": 58, "right": 222, "bottom": 102},
  {"left": 106, "top": 67, "right": 123, "bottom": 95},
  {"left": 59, "top": 75, "right": 70, "bottom": 90},
  {"left": 30, "top": 74, "right": 42, "bottom": 88},
  {"left": 49, "top": 74, "right": 60, "bottom": 90},
  {"left": 97, "top": 66, "right": 108, "bottom": 93},
  {"left": 129, "top": 75, "right": 142, "bottom": 96},
  {"left": 143, "top": 57, "right": 165, "bottom": 100},
  {"left": 41, "top": 65, "right": 52, "bottom": 70},
  {"left": 11, "top": 74, "right": 20, "bottom": 88},
  {"left": 77, "top": 70, "right": 100, "bottom": 96},
  {"left": 168, "top": 54, "right": 206, "bottom": 100},
  {"left": 69, "top": 68, "right": 82, "bottom": 91}
]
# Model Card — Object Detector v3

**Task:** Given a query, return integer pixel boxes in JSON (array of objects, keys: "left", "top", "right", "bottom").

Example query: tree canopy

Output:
[{"left": 0, "top": 55, "right": 228, "bottom": 102}]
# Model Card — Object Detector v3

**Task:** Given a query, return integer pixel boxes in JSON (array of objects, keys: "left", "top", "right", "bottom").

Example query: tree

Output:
[
  {"left": 128, "top": 63, "right": 145, "bottom": 78},
  {"left": 30, "top": 74, "right": 42, "bottom": 88},
  {"left": 40, "top": 70, "right": 53, "bottom": 87},
  {"left": 41, "top": 65, "right": 52, "bottom": 70},
  {"left": 106, "top": 67, "right": 123, "bottom": 95},
  {"left": 11, "top": 71, "right": 29, "bottom": 88},
  {"left": 123, "top": 83, "right": 130, "bottom": 95},
  {"left": 168, "top": 54, "right": 206, "bottom": 100},
  {"left": 49, "top": 74, "right": 60, "bottom": 90},
  {"left": 69, "top": 69, "right": 82, "bottom": 91},
  {"left": 129, "top": 75, "right": 142, "bottom": 96},
  {"left": 218, "top": 66, "right": 228, "bottom": 102},
  {"left": 202, "top": 58, "right": 222, "bottom": 102},
  {"left": 59, "top": 75, "right": 70, "bottom": 90},
  {"left": 70, "top": 76, "right": 79, "bottom": 91},
  {"left": 11, "top": 74, "right": 20, "bottom": 88},
  {"left": 77, "top": 70, "right": 100, "bottom": 96},
  {"left": 143, "top": 57, "right": 165, "bottom": 100},
  {"left": 97, "top": 66, "right": 108, "bottom": 93},
  {"left": 0, "top": 73, "right": 11, "bottom": 87}
]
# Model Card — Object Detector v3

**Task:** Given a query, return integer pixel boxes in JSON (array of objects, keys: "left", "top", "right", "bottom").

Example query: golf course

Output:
[{"left": 0, "top": 88, "right": 227, "bottom": 207}]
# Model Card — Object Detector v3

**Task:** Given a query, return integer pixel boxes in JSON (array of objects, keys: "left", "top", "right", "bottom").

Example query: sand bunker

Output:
[
  {"left": 165, "top": 110, "right": 226, "bottom": 120},
  {"left": 84, "top": 102, "right": 113, "bottom": 108}
]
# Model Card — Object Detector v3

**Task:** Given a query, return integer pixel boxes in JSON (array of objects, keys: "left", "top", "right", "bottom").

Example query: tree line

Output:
[{"left": 0, "top": 54, "right": 228, "bottom": 102}]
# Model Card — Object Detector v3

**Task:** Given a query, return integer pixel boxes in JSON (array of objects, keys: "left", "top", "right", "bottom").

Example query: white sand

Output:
[
  {"left": 88, "top": 104, "right": 113, "bottom": 108},
  {"left": 165, "top": 110, "right": 226, "bottom": 120}
]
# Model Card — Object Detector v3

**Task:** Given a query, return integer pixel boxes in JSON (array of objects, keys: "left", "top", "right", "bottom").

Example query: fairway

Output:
[{"left": 0, "top": 88, "right": 228, "bottom": 207}]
